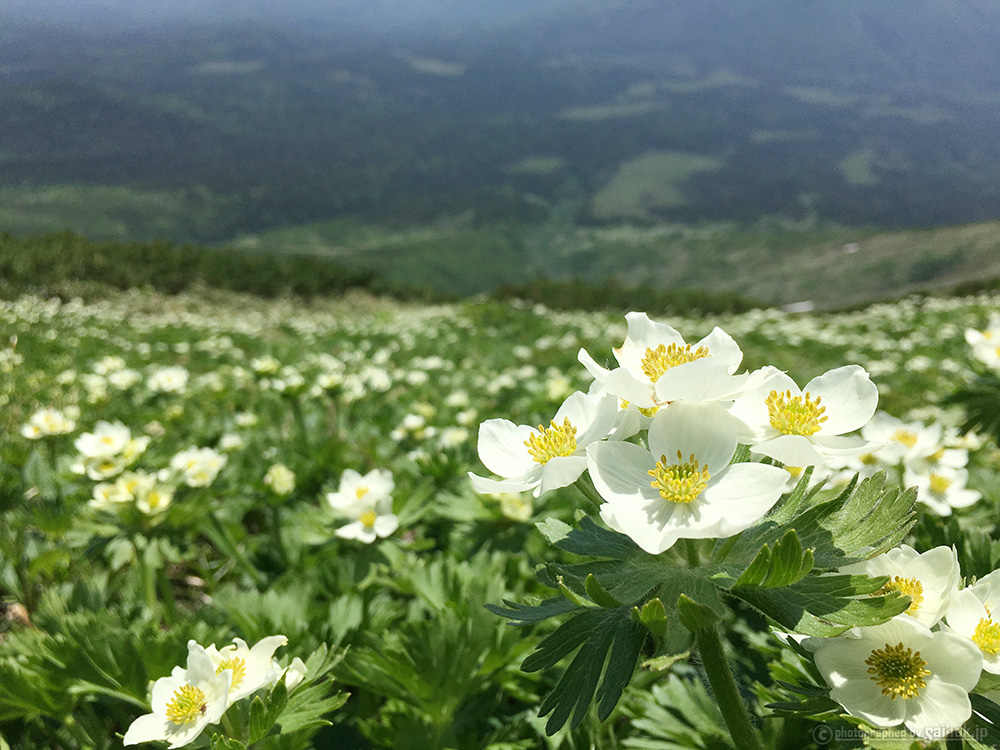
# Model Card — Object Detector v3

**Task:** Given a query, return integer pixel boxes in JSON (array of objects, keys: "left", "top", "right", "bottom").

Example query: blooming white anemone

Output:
[
  {"left": 811, "top": 616, "right": 982, "bottom": 740},
  {"left": 470, "top": 390, "right": 617, "bottom": 498},
  {"left": 586, "top": 401, "right": 787, "bottom": 554},
  {"left": 903, "top": 466, "right": 980, "bottom": 516},
  {"left": 21, "top": 407, "right": 76, "bottom": 439},
  {"left": 327, "top": 468, "right": 398, "bottom": 543},
  {"left": 170, "top": 447, "right": 227, "bottom": 487},
  {"left": 839, "top": 545, "right": 961, "bottom": 628},
  {"left": 203, "top": 635, "right": 288, "bottom": 704},
  {"left": 124, "top": 641, "right": 232, "bottom": 748},
  {"left": 730, "top": 365, "right": 880, "bottom": 467},
  {"left": 579, "top": 313, "right": 760, "bottom": 412}
]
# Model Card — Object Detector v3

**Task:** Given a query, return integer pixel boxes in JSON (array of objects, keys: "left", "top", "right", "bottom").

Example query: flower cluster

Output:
[
  {"left": 124, "top": 635, "right": 304, "bottom": 748},
  {"left": 472, "top": 312, "right": 880, "bottom": 554},
  {"left": 965, "top": 314, "right": 1000, "bottom": 371},
  {"left": 807, "top": 545, "right": 1000, "bottom": 740},
  {"left": 327, "top": 467, "right": 399, "bottom": 543}
]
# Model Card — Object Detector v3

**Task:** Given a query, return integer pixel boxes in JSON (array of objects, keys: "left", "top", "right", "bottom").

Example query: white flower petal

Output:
[
  {"left": 587, "top": 442, "right": 658, "bottom": 505},
  {"left": 921, "top": 629, "right": 983, "bottom": 692},
  {"left": 653, "top": 359, "right": 749, "bottom": 403},
  {"left": 469, "top": 471, "right": 541, "bottom": 495},
  {"left": 751, "top": 434, "right": 825, "bottom": 466},
  {"left": 647, "top": 401, "right": 736, "bottom": 471},
  {"left": 806, "top": 365, "right": 878, "bottom": 436},
  {"left": 477, "top": 419, "right": 536, "bottom": 477},
  {"left": 538, "top": 455, "right": 588, "bottom": 495},
  {"left": 123, "top": 713, "right": 168, "bottom": 746},
  {"left": 693, "top": 464, "right": 787, "bottom": 537},
  {"left": 694, "top": 326, "right": 743, "bottom": 371},
  {"left": 903, "top": 679, "right": 972, "bottom": 740}
]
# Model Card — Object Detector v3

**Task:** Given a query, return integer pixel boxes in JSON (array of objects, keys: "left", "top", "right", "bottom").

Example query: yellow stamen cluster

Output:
[
  {"left": 928, "top": 474, "right": 952, "bottom": 495},
  {"left": 973, "top": 618, "right": 1000, "bottom": 655},
  {"left": 891, "top": 429, "right": 919, "bottom": 448},
  {"left": 648, "top": 451, "right": 710, "bottom": 504},
  {"left": 865, "top": 642, "right": 930, "bottom": 700},
  {"left": 216, "top": 657, "right": 247, "bottom": 689},
  {"left": 640, "top": 343, "right": 710, "bottom": 383},
  {"left": 619, "top": 399, "right": 659, "bottom": 417},
  {"left": 873, "top": 576, "right": 924, "bottom": 615},
  {"left": 359, "top": 510, "right": 378, "bottom": 529},
  {"left": 355, "top": 485, "right": 370, "bottom": 499},
  {"left": 765, "top": 390, "right": 828, "bottom": 436},
  {"left": 524, "top": 418, "right": 578, "bottom": 464},
  {"left": 165, "top": 684, "right": 207, "bottom": 725}
]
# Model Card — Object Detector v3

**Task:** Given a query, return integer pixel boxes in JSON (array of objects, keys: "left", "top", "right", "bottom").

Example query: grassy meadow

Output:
[{"left": 2, "top": 272, "right": 1000, "bottom": 747}]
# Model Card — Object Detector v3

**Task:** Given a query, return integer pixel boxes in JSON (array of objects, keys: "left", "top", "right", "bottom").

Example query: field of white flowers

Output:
[{"left": 2, "top": 287, "right": 1000, "bottom": 749}]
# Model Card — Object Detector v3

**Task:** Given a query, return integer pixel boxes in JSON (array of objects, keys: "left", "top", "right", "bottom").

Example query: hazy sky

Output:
[{"left": 6, "top": 0, "right": 559, "bottom": 34}]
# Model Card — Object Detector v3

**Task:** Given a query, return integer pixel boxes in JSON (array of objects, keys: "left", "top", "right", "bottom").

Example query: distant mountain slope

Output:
[{"left": 514, "top": 0, "right": 1000, "bottom": 95}]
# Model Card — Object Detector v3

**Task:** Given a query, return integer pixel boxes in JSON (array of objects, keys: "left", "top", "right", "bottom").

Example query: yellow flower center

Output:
[
  {"left": 973, "top": 618, "right": 1000, "bottom": 655},
  {"left": 648, "top": 451, "right": 710, "bottom": 504},
  {"left": 620, "top": 399, "right": 659, "bottom": 417},
  {"left": 165, "top": 684, "right": 207, "bottom": 725},
  {"left": 926, "top": 447, "right": 945, "bottom": 464},
  {"left": 928, "top": 474, "right": 952, "bottom": 495},
  {"left": 216, "top": 657, "right": 248, "bottom": 688},
  {"left": 891, "top": 429, "right": 918, "bottom": 448},
  {"left": 640, "top": 343, "right": 710, "bottom": 383},
  {"left": 765, "top": 390, "right": 828, "bottom": 436},
  {"left": 866, "top": 642, "right": 930, "bottom": 700},
  {"left": 359, "top": 510, "right": 378, "bottom": 528},
  {"left": 524, "top": 418, "right": 578, "bottom": 464},
  {"left": 873, "top": 576, "right": 924, "bottom": 615},
  {"left": 859, "top": 452, "right": 878, "bottom": 466}
]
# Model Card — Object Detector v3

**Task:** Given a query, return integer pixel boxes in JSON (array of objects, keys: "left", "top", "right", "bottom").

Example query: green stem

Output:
[
  {"left": 714, "top": 532, "right": 742, "bottom": 563},
  {"left": 573, "top": 475, "right": 604, "bottom": 511},
  {"left": 270, "top": 504, "right": 288, "bottom": 568},
  {"left": 157, "top": 564, "right": 179, "bottom": 624},
  {"left": 683, "top": 539, "right": 701, "bottom": 568},
  {"left": 695, "top": 623, "right": 765, "bottom": 750},
  {"left": 289, "top": 398, "right": 311, "bottom": 453},
  {"left": 206, "top": 512, "right": 266, "bottom": 586},
  {"left": 141, "top": 550, "right": 157, "bottom": 611}
]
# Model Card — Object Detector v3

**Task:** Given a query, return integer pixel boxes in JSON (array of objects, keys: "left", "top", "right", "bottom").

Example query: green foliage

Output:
[
  {"left": 945, "top": 371, "right": 1000, "bottom": 445},
  {"left": 0, "top": 232, "right": 448, "bottom": 304},
  {"left": 491, "top": 471, "right": 916, "bottom": 734}
]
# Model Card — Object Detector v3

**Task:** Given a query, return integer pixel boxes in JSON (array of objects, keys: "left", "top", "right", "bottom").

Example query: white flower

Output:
[
  {"left": 21, "top": 407, "right": 76, "bottom": 439},
  {"left": 203, "top": 635, "right": 288, "bottom": 705},
  {"left": 946, "top": 578, "right": 1000, "bottom": 675},
  {"left": 811, "top": 615, "right": 981, "bottom": 740},
  {"left": 587, "top": 401, "right": 787, "bottom": 554},
  {"left": 862, "top": 412, "right": 943, "bottom": 467},
  {"left": 170, "top": 447, "right": 227, "bottom": 487},
  {"left": 123, "top": 642, "right": 232, "bottom": 748},
  {"left": 839, "top": 545, "right": 961, "bottom": 628},
  {"left": 579, "top": 313, "right": 754, "bottom": 412},
  {"left": 469, "top": 390, "right": 617, "bottom": 498},
  {"left": 75, "top": 420, "right": 132, "bottom": 458},
  {"left": 327, "top": 468, "right": 398, "bottom": 543},
  {"left": 904, "top": 466, "right": 980, "bottom": 516},
  {"left": 332, "top": 492, "right": 398, "bottom": 544},
  {"left": 263, "top": 463, "right": 296, "bottom": 495},
  {"left": 147, "top": 366, "right": 190, "bottom": 394},
  {"left": 326, "top": 468, "right": 394, "bottom": 508},
  {"left": 730, "top": 365, "right": 880, "bottom": 467}
]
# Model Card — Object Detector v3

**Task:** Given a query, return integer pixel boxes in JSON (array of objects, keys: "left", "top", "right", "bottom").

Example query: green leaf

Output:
[
  {"left": 585, "top": 574, "right": 622, "bottom": 608},
  {"left": 23, "top": 448, "right": 58, "bottom": 501},
  {"left": 485, "top": 596, "right": 581, "bottom": 624},
  {"left": 535, "top": 517, "right": 572, "bottom": 545},
  {"left": 535, "top": 607, "right": 645, "bottom": 734},
  {"left": 556, "top": 576, "right": 592, "bottom": 608},
  {"left": 248, "top": 695, "right": 269, "bottom": 743},
  {"left": 676, "top": 593, "right": 720, "bottom": 632},
  {"left": 641, "top": 651, "right": 689, "bottom": 672},
  {"left": 732, "top": 574, "right": 909, "bottom": 636},
  {"left": 735, "top": 544, "right": 772, "bottom": 587},
  {"left": 210, "top": 736, "right": 247, "bottom": 750},
  {"left": 632, "top": 597, "right": 667, "bottom": 638}
]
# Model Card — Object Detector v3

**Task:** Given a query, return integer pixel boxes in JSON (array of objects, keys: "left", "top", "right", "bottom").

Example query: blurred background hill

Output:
[{"left": 3, "top": 0, "right": 1000, "bottom": 306}]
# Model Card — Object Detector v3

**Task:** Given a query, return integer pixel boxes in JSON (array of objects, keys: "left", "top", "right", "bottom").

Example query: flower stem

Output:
[
  {"left": 695, "top": 623, "right": 765, "bottom": 750},
  {"left": 573, "top": 475, "right": 604, "bottom": 511}
]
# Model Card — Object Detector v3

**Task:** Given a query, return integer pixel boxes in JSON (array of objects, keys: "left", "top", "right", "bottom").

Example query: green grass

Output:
[{"left": 590, "top": 151, "right": 724, "bottom": 221}]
